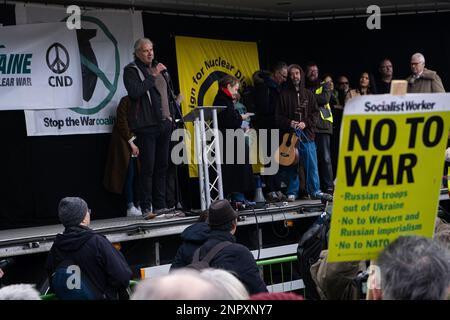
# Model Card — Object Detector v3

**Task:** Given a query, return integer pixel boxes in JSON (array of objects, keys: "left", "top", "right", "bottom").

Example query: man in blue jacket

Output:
[{"left": 46, "top": 197, "right": 132, "bottom": 300}]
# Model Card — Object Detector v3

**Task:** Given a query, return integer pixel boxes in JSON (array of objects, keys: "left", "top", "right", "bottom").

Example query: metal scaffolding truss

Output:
[{"left": 185, "top": 106, "right": 225, "bottom": 210}]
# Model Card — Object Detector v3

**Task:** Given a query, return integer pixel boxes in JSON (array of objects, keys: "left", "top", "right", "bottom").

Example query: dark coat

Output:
[
  {"left": 123, "top": 59, "right": 163, "bottom": 130},
  {"left": 214, "top": 89, "right": 255, "bottom": 197},
  {"left": 253, "top": 70, "right": 283, "bottom": 130},
  {"left": 46, "top": 226, "right": 132, "bottom": 300},
  {"left": 103, "top": 96, "right": 137, "bottom": 194},
  {"left": 170, "top": 222, "right": 210, "bottom": 270},
  {"left": 275, "top": 79, "right": 320, "bottom": 140},
  {"left": 198, "top": 229, "right": 268, "bottom": 295}
]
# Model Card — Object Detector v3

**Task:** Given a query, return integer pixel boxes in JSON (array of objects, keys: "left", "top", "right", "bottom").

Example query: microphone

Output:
[
  {"left": 0, "top": 258, "right": 13, "bottom": 269},
  {"left": 152, "top": 59, "right": 168, "bottom": 75}
]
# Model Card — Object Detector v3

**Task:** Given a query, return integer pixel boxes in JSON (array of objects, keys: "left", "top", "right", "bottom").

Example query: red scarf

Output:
[{"left": 221, "top": 87, "right": 233, "bottom": 98}]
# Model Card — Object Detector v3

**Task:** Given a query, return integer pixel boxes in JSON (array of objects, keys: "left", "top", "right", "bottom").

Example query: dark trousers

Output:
[
  {"left": 262, "top": 128, "right": 281, "bottom": 193},
  {"left": 166, "top": 142, "right": 178, "bottom": 208},
  {"left": 135, "top": 120, "right": 171, "bottom": 211},
  {"left": 315, "top": 133, "right": 334, "bottom": 192},
  {"left": 264, "top": 173, "right": 281, "bottom": 193}
]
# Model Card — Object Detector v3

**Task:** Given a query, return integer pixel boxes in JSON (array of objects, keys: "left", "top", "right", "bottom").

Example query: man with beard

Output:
[{"left": 275, "top": 64, "right": 333, "bottom": 202}]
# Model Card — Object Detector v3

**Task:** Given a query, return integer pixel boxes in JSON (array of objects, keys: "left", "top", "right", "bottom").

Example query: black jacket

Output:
[
  {"left": 198, "top": 229, "right": 268, "bottom": 295},
  {"left": 253, "top": 71, "right": 283, "bottom": 130},
  {"left": 214, "top": 89, "right": 255, "bottom": 196},
  {"left": 170, "top": 222, "right": 210, "bottom": 270},
  {"left": 124, "top": 59, "right": 174, "bottom": 131},
  {"left": 46, "top": 226, "right": 132, "bottom": 300}
]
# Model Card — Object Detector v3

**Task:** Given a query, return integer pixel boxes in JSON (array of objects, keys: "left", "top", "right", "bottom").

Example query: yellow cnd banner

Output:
[
  {"left": 328, "top": 93, "right": 450, "bottom": 262},
  {"left": 175, "top": 36, "right": 260, "bottom": 177}
]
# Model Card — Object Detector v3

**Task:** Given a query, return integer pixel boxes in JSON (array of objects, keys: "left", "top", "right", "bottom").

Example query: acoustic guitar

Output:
[{"left": 275, "top": 130, "right": 299, "bottom": 166}]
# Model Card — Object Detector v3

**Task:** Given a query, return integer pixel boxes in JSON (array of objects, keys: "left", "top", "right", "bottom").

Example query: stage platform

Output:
[
  {"left": 0, "top": 199, "right": 325, "bottom": 258},
  {"left": 2, "top": 188, "right": 447, "bottom": 259}
]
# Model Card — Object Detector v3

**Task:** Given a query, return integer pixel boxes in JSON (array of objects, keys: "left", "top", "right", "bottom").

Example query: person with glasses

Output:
[
  {"left": 46, "top": 197, "right": 132, "bottom": 300},
  {"left": 253, "top": 61, "right": 288, "bottom": 202},
  {"left": 375, "top": 58, "right": 394, "bottom": 94},
  {"left": 407, "top": 53, "right": 445, "bottom": 93}
]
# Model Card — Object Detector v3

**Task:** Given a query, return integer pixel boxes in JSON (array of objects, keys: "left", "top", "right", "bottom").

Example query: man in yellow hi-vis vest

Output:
[{"left": 305, "top": 62, "right": 334, "bottom": 194}]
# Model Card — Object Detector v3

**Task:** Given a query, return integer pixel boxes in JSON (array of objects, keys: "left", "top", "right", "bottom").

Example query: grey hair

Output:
[
  {"left": 0, "top": 284, "right": 41, "bottom": 300},
  {"left": 131, "top": 268, "right": 226, "bottom": 300},
  {"left": 411, "top": 52, "right": 425, "bottom": 64},
  {"left": 377, "top": 236, "right": 450, "bottom": 300},
  {"left": 134, "top": 38, "right": 153, "bottom": 54},
  {"left": 435, "top": 229, "right": 450, "bottom": 252},
  {"left": 200, "top": 268, "right": 249, "bottom": 300}
]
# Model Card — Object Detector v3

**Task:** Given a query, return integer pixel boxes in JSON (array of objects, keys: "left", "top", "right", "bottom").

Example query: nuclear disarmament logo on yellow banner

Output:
[
  {"left": 175, "top": 36, "right": 260, "bottom": 177},
  {"left": 328, "top": 93, "right": 450, "bottom": 262}
]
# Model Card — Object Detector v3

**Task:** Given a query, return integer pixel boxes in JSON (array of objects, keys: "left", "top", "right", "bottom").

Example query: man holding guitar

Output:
[{"left": 275, "top": 64, "right": 333, "bottom": 202}]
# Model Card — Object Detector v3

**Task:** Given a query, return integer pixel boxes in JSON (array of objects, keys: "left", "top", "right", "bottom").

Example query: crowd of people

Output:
[
  {"left": 244, "top": 53, "right": 445, "bottom": 206},
  {"left": 103, "top": 37, "right": 446, "bottom": 219},
  {"left": 1, "top": 38, "right": 448, "bottom": 300},
  {"left": 0, "top": 196, "right": 449, "bottom": 300}
]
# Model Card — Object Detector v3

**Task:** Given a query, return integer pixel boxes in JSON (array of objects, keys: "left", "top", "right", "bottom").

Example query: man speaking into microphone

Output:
[{"left": 123, "top": 38, "right": 178, "bottom": 219}]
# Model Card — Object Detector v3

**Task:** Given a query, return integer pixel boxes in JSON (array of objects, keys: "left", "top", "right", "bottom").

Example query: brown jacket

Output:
[
  {"left": 275, "top": 79, "right": 319, "bottom": 140},
  {"left": 406, "top": 68, "right": 445, "bottom": 93},
  {"left": 310, "top": 249, "right": 366, "bottom": 300},
  {"left": 103, "top": 96, "right": 137, "bottom": 194}
]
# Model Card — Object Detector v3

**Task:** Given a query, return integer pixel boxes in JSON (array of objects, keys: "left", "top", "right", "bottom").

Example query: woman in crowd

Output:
[{"left": 345, "top": 72, "right": 374, "bottom": 103}]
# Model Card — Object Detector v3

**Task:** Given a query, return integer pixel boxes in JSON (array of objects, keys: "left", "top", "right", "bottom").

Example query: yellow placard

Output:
[
  {"left": 328, "top": 93, "right": 450, "bottom": 262},
  {"left": 175, "top": 36, "right": 260, "bottom": 177}
]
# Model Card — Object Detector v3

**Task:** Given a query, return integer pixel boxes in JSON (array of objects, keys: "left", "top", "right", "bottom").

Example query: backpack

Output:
[
  {"left": 297, "top": 211, "right": 331, "bottom": 300},
  {"left": 187, "top": 241, "right": 232, "bottom": 271},
  {"left": 50, "top": 258, "right": 105, "bottom": 300}
]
